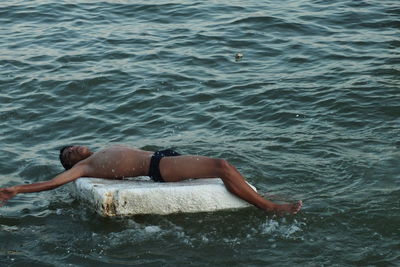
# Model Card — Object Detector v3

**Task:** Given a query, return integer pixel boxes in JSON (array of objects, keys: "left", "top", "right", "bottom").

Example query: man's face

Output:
[{"left": 62, "top": 146, "right": 91, "bottom": 166}]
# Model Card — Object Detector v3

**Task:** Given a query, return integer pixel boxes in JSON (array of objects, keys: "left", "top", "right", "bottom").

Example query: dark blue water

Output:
[{"left": 1, "top": 0, "right": 399, "bottom": 266}]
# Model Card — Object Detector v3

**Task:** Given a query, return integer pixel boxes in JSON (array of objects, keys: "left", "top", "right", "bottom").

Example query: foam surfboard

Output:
[{"left": 69, "top": 177, "right": 257, "bottom": 216}]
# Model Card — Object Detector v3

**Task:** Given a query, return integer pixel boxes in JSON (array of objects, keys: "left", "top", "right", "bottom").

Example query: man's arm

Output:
[{"left": 0, "top": 164, "right": 88, "bottom": 206}]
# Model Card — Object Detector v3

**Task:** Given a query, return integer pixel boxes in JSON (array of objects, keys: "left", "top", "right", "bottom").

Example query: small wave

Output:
[{"left": 259, "top": 218, "right": 306, "bottom": 240}]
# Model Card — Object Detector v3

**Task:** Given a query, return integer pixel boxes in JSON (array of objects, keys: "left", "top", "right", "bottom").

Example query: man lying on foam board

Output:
[{"left": 0, "top": 145, "right": 302, "bottom": 215}]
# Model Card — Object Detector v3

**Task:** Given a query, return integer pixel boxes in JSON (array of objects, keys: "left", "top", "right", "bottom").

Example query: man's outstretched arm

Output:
[{"left": 0, "top": 164, "right": 88, "bottom": 206}]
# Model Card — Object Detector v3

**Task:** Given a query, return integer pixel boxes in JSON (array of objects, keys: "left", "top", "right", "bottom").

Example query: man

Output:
[{"left": 0, "top": 145, "right": 302, "bottom": 214}]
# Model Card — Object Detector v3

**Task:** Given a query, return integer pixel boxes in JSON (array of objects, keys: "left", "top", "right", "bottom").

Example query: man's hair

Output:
[{"left": 59, "top": 145, "right": 73, "bottom": 170}]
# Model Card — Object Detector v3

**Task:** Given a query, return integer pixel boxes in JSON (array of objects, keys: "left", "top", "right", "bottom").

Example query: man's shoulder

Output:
[{"left": 71, "top": 160, "right": 93, "bottom": 176}]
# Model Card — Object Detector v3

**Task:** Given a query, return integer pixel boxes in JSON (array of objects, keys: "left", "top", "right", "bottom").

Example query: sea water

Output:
[{"left": 0, "top": 0, "right": 399, "bottom": 265}]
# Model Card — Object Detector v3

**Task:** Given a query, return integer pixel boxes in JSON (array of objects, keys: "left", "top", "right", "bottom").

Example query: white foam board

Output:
[{"left": 69, "top": 177, "right": 256, "bottom": 216}]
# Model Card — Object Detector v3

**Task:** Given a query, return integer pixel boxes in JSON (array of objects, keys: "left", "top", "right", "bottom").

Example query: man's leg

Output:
[{"left": 159, "top": 155, "right": 302, "bottom": 214}]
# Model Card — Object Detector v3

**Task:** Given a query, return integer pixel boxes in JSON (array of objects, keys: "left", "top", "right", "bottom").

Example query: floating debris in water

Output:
[{"left": 235, "top": 52, "right": 243, "bottom": 61}]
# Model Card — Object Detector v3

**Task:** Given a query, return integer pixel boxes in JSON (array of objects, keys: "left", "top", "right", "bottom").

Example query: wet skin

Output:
[
  {"left": 63, "top": 145, "right": 153, "bottom": 179},
  {"left": 0, "top": 145, "right": 302, "bottom": 215}
]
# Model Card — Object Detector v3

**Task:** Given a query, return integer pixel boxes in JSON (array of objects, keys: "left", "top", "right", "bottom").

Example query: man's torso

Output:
[{"left": 79, "top": 146, "right": 153, "bottom": 179}]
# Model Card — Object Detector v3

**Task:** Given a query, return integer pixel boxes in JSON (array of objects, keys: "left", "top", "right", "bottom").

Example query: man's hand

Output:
[
  {"left": 0, "top": 187, "right": 17, "bottom": 207},
  {"left": 0, "top": 164, "right": 88, "bottom": 207}
]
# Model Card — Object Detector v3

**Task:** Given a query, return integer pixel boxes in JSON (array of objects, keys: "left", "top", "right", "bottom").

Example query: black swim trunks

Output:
[{"left": 148, "top": 149, "right": 181, "bottom": 182}]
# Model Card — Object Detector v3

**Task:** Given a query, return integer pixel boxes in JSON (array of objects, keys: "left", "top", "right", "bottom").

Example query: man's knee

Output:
[{"left": 214, "top": 159, "right": 234, "bottom": 178}]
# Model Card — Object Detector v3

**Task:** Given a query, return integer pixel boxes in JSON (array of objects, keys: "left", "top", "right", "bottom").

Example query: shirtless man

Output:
[{"left": 0, "top": 145, "right": 302, "bottom": 215}]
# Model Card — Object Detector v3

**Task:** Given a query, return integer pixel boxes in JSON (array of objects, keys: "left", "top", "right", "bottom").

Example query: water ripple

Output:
[{"left": 0, "top": 0, "right": 399, "bottom": 266}]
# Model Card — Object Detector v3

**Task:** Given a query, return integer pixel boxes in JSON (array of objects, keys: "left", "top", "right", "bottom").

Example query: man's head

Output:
[{"left": 59, "top": 145, "right": 92, "bottom": 170}]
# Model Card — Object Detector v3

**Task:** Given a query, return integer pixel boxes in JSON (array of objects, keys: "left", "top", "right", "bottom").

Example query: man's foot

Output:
[{"left": 272, "top": 200, "right": 302, "bottom": 215}]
